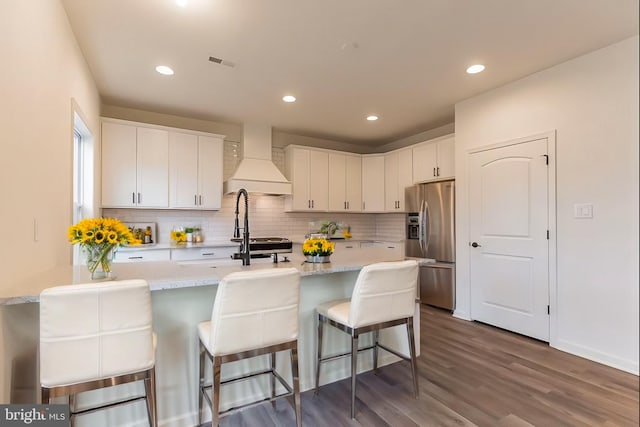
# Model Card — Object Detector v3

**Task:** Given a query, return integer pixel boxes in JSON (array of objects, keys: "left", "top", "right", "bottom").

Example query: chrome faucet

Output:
[{"left": 233, "top": 188, "right": 251, "bottom": 265}]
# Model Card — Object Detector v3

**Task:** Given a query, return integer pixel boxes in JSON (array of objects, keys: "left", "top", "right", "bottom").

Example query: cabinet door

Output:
[
  {"left": 328, "top": 153, "right": 347, "bottom": 211},
  {"left": 397, "top": 149, "right": 413, "bottom": 210},
  {"left": 288, "top": 148, "right": 311, "bottom": 210},
  {"left": 169, "top": 132, "right": 199, "bottom": 208},
  {"left": 308, "top": 150, "right": 328, "bottom": 210},
  {"left": 345, "top": 154, "right": 362, "bottom": 212},
  {"left": 102, "top": 122, "right": 137, "bottom": 207},
  {"left": 384, "top": 152, "right": 399, "bottom": 211},
  {"left": 198, "top": 136, "right": 223, "bottom": 209},
  {"left": 436, "top": 137, "right": 455, "bottom": 180},
  {"left": 362, "top": 156, "right": 385, "bottom": 212},
  {"left": 412, "top": 143, "right": 437, "bottom": 183},
  {"left": 136, "top": 127, "right": 169, "bottom": 207}
]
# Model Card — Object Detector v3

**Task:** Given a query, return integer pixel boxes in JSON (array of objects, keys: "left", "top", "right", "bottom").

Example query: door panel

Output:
[{"left": 469, "top": 137, "right": 549, "bottom": 341}]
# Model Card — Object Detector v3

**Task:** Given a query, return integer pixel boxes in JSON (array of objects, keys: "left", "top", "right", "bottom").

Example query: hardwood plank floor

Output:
[{"left": 204, "top": 305, "right": 639, "bottom": 426}]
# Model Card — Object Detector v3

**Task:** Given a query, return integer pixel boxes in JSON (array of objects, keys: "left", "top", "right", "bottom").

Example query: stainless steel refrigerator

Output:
[{"left": 405, "top": 180, "right": 455, "bottom": 310}]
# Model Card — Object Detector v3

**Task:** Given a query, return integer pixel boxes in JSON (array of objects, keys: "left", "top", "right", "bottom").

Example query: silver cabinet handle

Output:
[
  {"left": 433, "top": 167, "right": 436, "bottom": 176},
  {"left": 312, "top": 200, "right": 314, "bottom": 208},
  {"left": 202, "top": 252, "right": 215, "bottom": 256},
  {"left": 344, "top": 201, "right": 346, "bottom": 209},
  {"left": 199, "top": 195, "right": 202, "bottom": 205},
  {"left": 132, "top": 192, "right": 135, "bottom": 204},
  {"left": 128, "top": 256, "right": 143, "bottom": 260},
  {"left": 308, "top": 200, "right": 311, "bottom": 208},
  {"left": 195, "top": 195, "right": 198, "bottom": 206},
  {"left": 437, "top": 166, "right": 440, "bottom": 176},
  {"left": 137, "top": 193, "right": 141, "bottom": 204},
  {"left": 347, "top": 201, "right": 349, "bottom": 209}
]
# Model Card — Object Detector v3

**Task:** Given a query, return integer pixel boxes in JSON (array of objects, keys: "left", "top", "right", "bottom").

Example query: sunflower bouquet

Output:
[
  {"left": 68, "top": 218, "right": 140, "bottom": 278},
  {"left": 302, "top": 237, "right": 335, "bottom": 263}
]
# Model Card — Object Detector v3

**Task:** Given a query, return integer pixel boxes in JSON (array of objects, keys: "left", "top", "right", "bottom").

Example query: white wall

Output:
[
  {"left": 454, "top": 36, "right": 639, "bottom": 374},
  {"left": 0, "top": 0, "right": 101, "bottom": 401}
]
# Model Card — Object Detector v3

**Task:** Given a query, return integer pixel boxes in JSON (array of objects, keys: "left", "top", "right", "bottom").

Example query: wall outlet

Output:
[{"left": 573, "top": 203, "right": 593, "bottom": 219}]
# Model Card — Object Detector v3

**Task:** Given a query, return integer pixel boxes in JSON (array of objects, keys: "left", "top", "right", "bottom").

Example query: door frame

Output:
[{"left": 466, "top": 131, "right": 557, "bottom": 345}]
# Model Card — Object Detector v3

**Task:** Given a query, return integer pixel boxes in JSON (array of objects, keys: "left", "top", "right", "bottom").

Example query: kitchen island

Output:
[{"left": 0, "top": 247, "right": 433, "bottom": 427}]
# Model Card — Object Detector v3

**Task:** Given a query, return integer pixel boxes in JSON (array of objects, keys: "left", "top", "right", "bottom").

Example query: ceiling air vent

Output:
[{"left": 208, "top": 56, "right": 235, "bottom": 68}]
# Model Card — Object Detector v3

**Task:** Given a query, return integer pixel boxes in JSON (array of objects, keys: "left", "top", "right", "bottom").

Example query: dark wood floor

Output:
[{"left": 209, "top": 305, "right": 639, "bottom": 426}]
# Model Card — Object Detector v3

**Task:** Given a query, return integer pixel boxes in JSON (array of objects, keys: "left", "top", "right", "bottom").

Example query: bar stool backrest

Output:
[
  {"left": 349, "top": 260, "right": 418, "bottom": 328},
  {"left": 39, "top": 279, "right": 154, "bottom": 388},
  {"left": 209, "top": 268, "right": 300, "bottom": 356}
]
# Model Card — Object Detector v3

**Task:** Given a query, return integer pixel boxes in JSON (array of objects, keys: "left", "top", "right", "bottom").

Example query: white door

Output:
[
  {"left": 197, "top": 136, "right": 223, "bottom": 210},
  {"left": 328, "top": 153, "right": 347, "bottom": 211},
  {"left": 469, "top": 137, "right": 550, "bottom": 341}
]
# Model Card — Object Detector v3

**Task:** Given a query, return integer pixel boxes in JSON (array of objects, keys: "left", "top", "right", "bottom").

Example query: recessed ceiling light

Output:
[
  {"left": 466, "top": 64, "right": 485, "bottom": 74},
  {"left": 155, "top": 65, "right": 174, "bottom": 76},
  {"left": 366, "top": 115, "right": 379, "bottom": 121},
  {"left": 282, "top": 95, "right": 296, "bottom": 103},
  {"left": 176, "top": 0, "right": 188, "bottom": 7}
]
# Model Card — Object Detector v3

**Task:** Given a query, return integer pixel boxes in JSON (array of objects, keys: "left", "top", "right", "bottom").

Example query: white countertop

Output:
[{"left": 1, "top": 248, "right": 433, "bottom": 305}]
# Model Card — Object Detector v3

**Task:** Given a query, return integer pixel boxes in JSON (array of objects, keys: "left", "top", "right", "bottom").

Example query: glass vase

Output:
[{"left": 84, "top": 244, "right": 116, "bottom": 280}]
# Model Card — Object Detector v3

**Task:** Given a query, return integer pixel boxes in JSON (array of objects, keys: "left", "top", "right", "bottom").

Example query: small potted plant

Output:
[{"left": 302, "top": 237, "right": 335, "bottom": 263}]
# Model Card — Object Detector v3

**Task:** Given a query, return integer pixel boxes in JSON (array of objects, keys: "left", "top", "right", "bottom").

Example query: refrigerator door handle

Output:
[
  {"left": 418, "top": 199, "right": 425, "bottom": 256},
  {"left": 423, "top": 199, "right": 431, "bottom": 254}
]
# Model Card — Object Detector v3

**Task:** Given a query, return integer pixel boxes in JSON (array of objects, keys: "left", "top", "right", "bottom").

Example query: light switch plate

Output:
[{"left": 574, "top": 203, "right": 593, "bottom": 219}]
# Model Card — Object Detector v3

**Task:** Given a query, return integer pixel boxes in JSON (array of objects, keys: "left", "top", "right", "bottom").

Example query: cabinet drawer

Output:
[
  {"left": 114, "top": 249, "right": 170, "bottom": 263},
  {"left": 170, "top": 246, "right": 237, "bottom": 261}
]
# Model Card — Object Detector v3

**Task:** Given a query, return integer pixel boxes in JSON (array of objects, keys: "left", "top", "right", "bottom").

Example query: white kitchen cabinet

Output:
[
  {"left": 328, "top": 153, "right": 362, "bottom": 212},
  {"left": 384, "top": 148, "right": 413, "bottom": 211},
  {"left": 102, "top": 120, "right": 169, "bottom": 208},
  {"left": 169, "top": 132, "right": 223, "bottom": 210},
  {"left": 114, "top": 248, "right": 170, "bottom": 263},
  {"left": 170, "top": 246, "right": 237, "bottom": 261},
  {"left": 412, "top": 134, "right": 455, "bottom": 183},
  {"left": 361, "top": 155, "right": 385, "bottom": 212},
  {"left": 285, "top": 146, "right": 328, "bottom": 211}
]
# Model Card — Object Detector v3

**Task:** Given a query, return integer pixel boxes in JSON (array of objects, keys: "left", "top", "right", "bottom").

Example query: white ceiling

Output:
[{"left": 61, "top": 0, "right": 638, "bottom": 146}]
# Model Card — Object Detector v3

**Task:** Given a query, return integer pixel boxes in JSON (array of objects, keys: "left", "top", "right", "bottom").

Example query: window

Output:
[{"left": 72, "top": 109, "right": 94, "bottom": 264}]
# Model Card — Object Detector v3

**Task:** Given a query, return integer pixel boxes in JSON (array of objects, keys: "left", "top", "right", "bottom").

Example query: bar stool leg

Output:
[
  {"left": 198, "top": 341, "right": 206, "bottom": 426},
  {"left": 212, "top": 357, "right": 222, "bottom": 427},
  {"left": 314, "top": 315, "right": 324, "bottom": 395},
  {"left": 350, "top": 331, "right": 359, "bottom": 419},
  {"left": 270, "top": 352, "right": 277, "bottom": 409},
  {"left": 290, "top": 344, "right": 302, "bottom": 427},
  {"left": 41, "top": 388, "right": 50, "bottom": 405},
  {"left": 373, "top": 329, "right": 379, "bottom": 373},
  {"left": 144, "top": 367, "right": 158, "bottom": 427},
  {"left": 406, "top": 317, "right": 419, "bottom": 398}
]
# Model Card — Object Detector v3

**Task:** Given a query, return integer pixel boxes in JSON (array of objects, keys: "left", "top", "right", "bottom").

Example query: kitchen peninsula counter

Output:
[
  {"left": 1, "top": 247, "right": 432, "bottom": 427},
  {"left": 1, "top": 247, "right": 432, "bottom": 305}
]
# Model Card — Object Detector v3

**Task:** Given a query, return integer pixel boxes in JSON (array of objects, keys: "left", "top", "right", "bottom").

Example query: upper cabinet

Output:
[
  {"left": 102, "top": 121, "right": 169, "bottom": 208},
  {"left": 101, "top": 118, "right": 224, "bottom": 210},
  {"left": 284, "top": 146, "right": 329, "bottom": 211},
  {"left": 362, "top": 155, "right": 385, "bottom": 212},
  {"left": 412, "top": 134, "right": 455, "bottom": 183},
  {"left": 328, "top": 153, "right": 362, "bottom": 212},
  {"left": 384, "top": 148, "right": 413, "bottom": 211},
  {"left": 169, "top": 132, "right": 223, "bottom": 210}
]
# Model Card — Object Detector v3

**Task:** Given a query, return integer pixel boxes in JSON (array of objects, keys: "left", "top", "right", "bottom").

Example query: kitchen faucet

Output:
[{"left": 232, "top": 188, "right": 251, "bottom": 265}]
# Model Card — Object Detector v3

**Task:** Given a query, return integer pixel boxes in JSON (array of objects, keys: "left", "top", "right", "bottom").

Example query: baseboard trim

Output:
[{"left": 553, "top": 339, "right": 639, "bottom": 376}]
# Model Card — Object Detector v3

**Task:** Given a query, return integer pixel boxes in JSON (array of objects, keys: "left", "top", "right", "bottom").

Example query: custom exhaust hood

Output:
[{"left": 223, "top": 124, "right": 292, "bottom": 195}]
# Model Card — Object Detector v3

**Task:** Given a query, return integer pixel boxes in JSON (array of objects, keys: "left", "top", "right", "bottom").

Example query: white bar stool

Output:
[
  {"left": 39, "top": 279, "right": 157, "bottom": 427},
  {"left": 314, "top": 260, "right": 419, "bottom": 419},
  {"left": 198, "top": 268, "right": 302, "bottom": 427}
]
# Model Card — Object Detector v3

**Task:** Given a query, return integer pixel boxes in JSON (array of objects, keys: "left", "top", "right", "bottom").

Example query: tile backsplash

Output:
[{"left": 103, "top": 195, "right": 404, "bottom": 244}]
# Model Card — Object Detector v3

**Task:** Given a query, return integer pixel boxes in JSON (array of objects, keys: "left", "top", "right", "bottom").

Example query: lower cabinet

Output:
[
  {"left": 114, "top": 246, "right": 238, "bottom": 263},
  {"left": 170, "top": 246, "right": 237, "bottom": 262},
  {"left": 114, "top": 249, "right": 170, "bottom": 263}
]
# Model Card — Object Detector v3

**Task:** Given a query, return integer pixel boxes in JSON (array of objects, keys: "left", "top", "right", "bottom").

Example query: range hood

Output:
[{"left": 223, "top": 124, "right": 292, "bottom": 195}]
